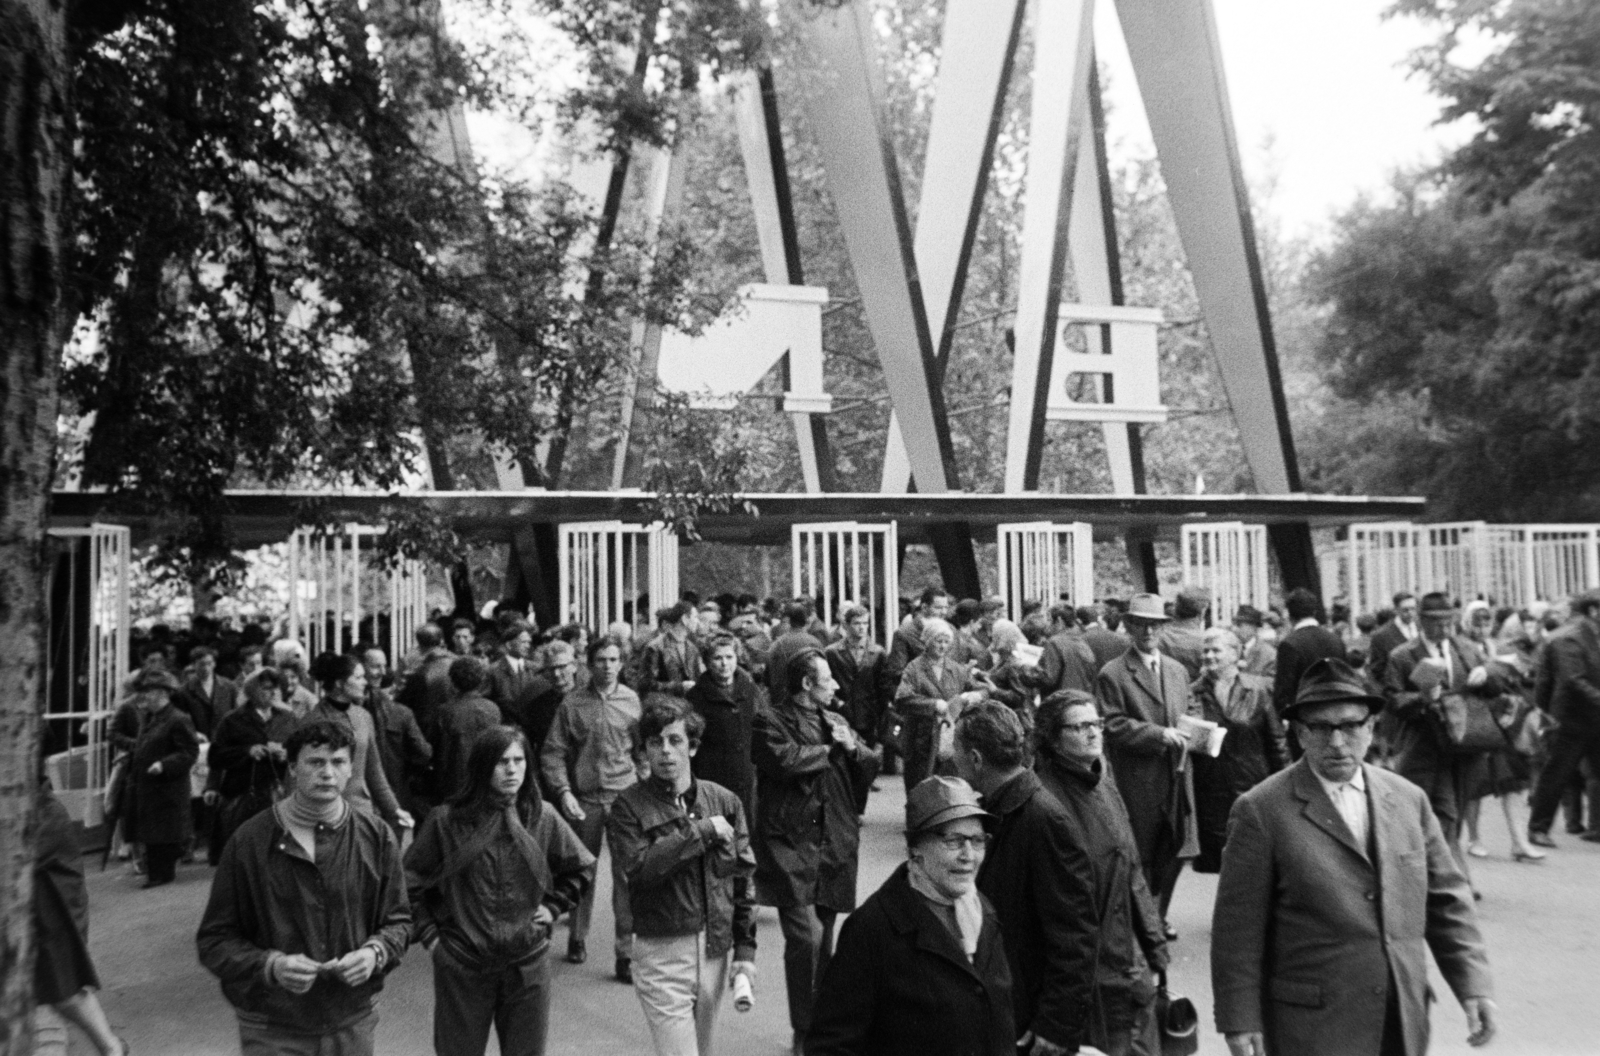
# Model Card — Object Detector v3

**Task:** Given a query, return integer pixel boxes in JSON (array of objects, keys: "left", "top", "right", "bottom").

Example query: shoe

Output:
[
  {"left": 1566, "top": 820, "right": 1586, "bottom": 834},
  {"left": 1472, "top": 889, "right": 1483, "bottom": 902},
  {"left": 1512, "top": 848, "right": 1547, "bottom": 862},
  {"left": 566, "top": 940, "right": 586, "bottom": 964},
  {"left": 1581, "top": 830, "right": 1600, "bottom": 843},
  {"left": 1466, "top": 841, "right": 1488, "bottom": 859},
  {"left": 1529, "top": 830, "right": 1557, "bottom": 849},
  {"left": 1163, "top": 924, "right": 1178, "bottom": 941},
  {"left": 614, "top": 957, "right": 632, "bottom": 984},
  {"left": 141, "top": 877, "right": 172, "bottom": 890}
]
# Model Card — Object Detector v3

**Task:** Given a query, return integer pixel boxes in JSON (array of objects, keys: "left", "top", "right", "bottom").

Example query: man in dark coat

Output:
[
  {"left": 1366, "top": 592, "right": 1420, "bottom": 687},
  {"left": 823, "top": 604, "right": 894, "bottom": 751},
  {"left": 1095, "top": 593, "right": 1202, "bottom": 921},
  {"left": 1213, "top": 658, "right": 1496, "bottom": 1056},
  {"left": 687, "top": 633, "right": 762, "bottom": 819},
  {"left": 1529, "top": 589, "right": 1600, "bottom": 846},
  {"left": 128, "top": 670, "right": 200, "bottom": 888},
  {"left": 765, "top": 603, "right": 824, "bottom": 703},
  {"left": 396, "top": 623, "right": 455, "bottom": 733},
  {"left": 1158, "top": 588, "right": 1210, "bottom": 681},
  {"left": 1232, "top": 605, "right": 1278, "bottom": 680},
  {"left": 179, "top": 646, "right": 240, "bottom": 737},
  {"left": 357, "top": 648, "right": 434, "bottom": 823},
  {"left": 955, "top": 700, "right": 1166, "bottom": 1055},
  {"left": 1382, "top": 592, "right": 1489, "bottom": 848},
  {"left": 1079, "top": 605, "right": 1129, "bottom": 670},
  {"left": 885, "top": 587, "right": 950, "bottom": 683},
  {"left": 1272, "top": 588, "right": 1349, "bottom": 718},
  {"left": 634, "top": 602, "right": 705, "bottom": 698},
  {"left": 484, "top": 620, "right": 546, "bottom": 732},
  {"left": 428, "top": 656, "right": 502, "bottom": 802},
  {"left": 752, "top": 650, "right": 880, "bottom": 1051},
  {"left": 1031, "top": 603, "right": 1099, "bottom": 696}
]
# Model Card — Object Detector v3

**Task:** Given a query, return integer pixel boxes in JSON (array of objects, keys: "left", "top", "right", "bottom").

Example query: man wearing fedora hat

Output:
[
  {"left": 1381, "top": 592, "right": 1490, "bottom": 852},
  {"left": 1213, "top": 658, "right": 1496, "bottom": 1056},
  {"left": 126, "top": 669, "right": 201, "bottom": 888},
  {"left": 1096, "top": 592, "right": 1204, "bottom": 925}
]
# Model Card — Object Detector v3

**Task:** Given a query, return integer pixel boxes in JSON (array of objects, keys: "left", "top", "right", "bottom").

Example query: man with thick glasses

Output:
[{"left": 1212, "top": 658, "right": 1496, "bottom": 1056}]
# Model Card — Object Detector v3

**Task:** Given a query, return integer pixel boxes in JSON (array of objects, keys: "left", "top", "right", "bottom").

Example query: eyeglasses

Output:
[
  {"left": 935, "top": 833, "right": 991, "bottom": 852},
  {"left": 1298, "top": 719, "right": 1372, "bottom": 739},
  {"left": 1061, "top": 719, "right": 1104, "bottom": 734}
]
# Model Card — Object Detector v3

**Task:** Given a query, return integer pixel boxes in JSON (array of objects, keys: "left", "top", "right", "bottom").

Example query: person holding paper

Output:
[{"left": 1189, "top": 628, "right": 1290, "bottom": 874}]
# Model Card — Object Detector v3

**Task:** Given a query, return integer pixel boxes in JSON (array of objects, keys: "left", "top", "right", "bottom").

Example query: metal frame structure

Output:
[
  {"left": 995, "top": 522, "right": 1096, "bottom": 621},
  {"left": 559, "top": 521, "right": 679, "bottom": 637},
  {"left": 43, "top": 525, "right": 131, "bottom": 825},
  {"left": 1338, "top": 522, "right": 1600, "bottom": 612},
  {"left": 1180, "top": 522, "right": 1269, "bottom": 627},
  {"left": 791, "top": 521, "right": 900, "bottom": 649},
  {"left": 287, "top": 525, "right": 429, "bottom": 664}
]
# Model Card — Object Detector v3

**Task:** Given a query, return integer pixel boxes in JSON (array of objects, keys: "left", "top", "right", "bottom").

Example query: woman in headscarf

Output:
[
  {"left": 406, "top": 725, "right": 595, "bottom": 1056},
  {"left": 805, "top": 776, "right": 1014, "bottom": 1056}
]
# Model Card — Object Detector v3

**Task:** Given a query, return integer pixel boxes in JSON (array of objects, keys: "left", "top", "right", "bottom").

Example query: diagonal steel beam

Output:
[{"left": 879, "top": 0, "right": 1025, "bottom": 494}]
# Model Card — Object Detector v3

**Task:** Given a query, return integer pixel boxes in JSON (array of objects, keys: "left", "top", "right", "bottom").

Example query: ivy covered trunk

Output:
[{"left": 0, "top": 0, "right": 69, "bottom": 1049}]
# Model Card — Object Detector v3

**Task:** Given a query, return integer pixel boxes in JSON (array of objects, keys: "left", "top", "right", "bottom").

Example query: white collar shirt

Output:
[
  {"left": 1294, "top": 617, "right": 1319, "bottom": 631},
  {"left": 1313, "top": 764, "right": 1369, "bottom": 850}
]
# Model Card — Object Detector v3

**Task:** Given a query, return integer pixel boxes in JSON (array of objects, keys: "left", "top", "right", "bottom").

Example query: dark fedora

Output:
[
  {"left": 1283, "top": 657, "right": 1384, "bottom": 720},
  {"left": 1232, "top": 604, "right": 1264, "bottom": 628},
  {"left": 1417, "top": 592, "right": 1458, "bottom": 618}
]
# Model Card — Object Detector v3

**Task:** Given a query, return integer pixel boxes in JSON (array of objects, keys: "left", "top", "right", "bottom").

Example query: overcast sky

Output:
[{"left": 1097, "top": 0, "right": 1472, "bottom": 240}]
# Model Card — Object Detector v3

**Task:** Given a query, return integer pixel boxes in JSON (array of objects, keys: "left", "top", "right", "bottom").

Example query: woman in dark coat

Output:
[
  {"left": 127, "top": 669, "right": 200, "bottom": 887},
  {"left": 686, "top": 634, "right": 762, "bottom": 819},
  {"left": 1189, "top": 628, "right": 1290, "bottom": 874},
  {"left": 208, "top": 668, "right": 297, "bottom": 852},
  {"left": 33, "top": 785, "right": 128, "bottom": 1055},
  {"left": 806, "top": 776, "right": 1014, "bottom": 1056}
]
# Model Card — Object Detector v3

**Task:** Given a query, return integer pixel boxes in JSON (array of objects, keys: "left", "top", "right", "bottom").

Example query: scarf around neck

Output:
[
  {"left": 906, "top": 858, "right": 984, "bottom": 961},
  {"left": 276, "top": 794, "right": 348, "bottom": 859}
]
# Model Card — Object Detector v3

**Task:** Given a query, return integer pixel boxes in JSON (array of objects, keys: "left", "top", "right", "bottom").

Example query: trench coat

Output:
[
  {"left": 1211, "top": 760, "right": 1493, "bottom": 1056},
  {"left": 128, "top": 702, "right": 200, "bottom": 846},
  {"left": 805, "top": 863, "right": 1015, "bottom": 1056},
  {"left": 1096, "top": 649, "right": 1200, "bottom": 870},
  {"left": 687, "top": 668, "right": 762, "bottom": 818},
  {"left": 1190, "top": 672, "right": 1291, "bottom": 873},
  {"left": 1383, "top": 634, "right": 1488, "bottom": 839},
  {"left": 750, "top": 695, "right": 880, "bottom": 911}
]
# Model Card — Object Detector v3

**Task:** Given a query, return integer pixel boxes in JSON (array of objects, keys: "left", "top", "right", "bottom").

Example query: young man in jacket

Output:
[
  {"left": 609, "top": 697, "right": 757, "bottom": 1056},
  {"left": 197, "top": 720, "right": 411, "bottom": 1056},
  {"left": 752, "top": 651, "right": 880, "bottom": 1054}
]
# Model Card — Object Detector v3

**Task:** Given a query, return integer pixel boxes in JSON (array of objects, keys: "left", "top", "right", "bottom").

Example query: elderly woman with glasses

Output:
[
  {"left": 805, "top": 776, "right": 1015, "bottom": 1056},
  {"left": 894, "top": 618, "right": 990, "bottom": 791},
  {"left": 1190, "top": 627, "right": 1291, "bottom": 874},
  {"left": 1032, "top": 690, "right": 1169, "bottom": 1056}
]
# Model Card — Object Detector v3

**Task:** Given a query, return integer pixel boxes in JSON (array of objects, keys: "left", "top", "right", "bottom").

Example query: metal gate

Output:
[
  {"left": 1180, "top": 522, "right": 1269, "bottom": 627},
  {"left": 994, "top": 522, "right": 1095, "bottom": 621},
  {"left": 1347, "top": 523, "right": 1426, "bottom": 619},
  {"left": 792, "top": 522, "right": 900, "bottom": 649},
  {"left": 44, "top": 525, "right": 131, "bottom": 825},
  {"left": 559, "top": 522, "right": 679, "bottom": 637},
  {"left": 288, "top": 526, "right": 430, "bottom": 664}
]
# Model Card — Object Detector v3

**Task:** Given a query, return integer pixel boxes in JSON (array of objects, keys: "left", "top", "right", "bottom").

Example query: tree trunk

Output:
[{"left": 0, "top": 0, "right": 69, "bottom": 1049}]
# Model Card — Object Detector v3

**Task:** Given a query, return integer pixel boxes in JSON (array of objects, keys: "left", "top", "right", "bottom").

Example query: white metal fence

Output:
[
  {"left": 994, "top": 522, "right": 1095, "bottom": 621},
  {"left": 44, "top": 525, "right": 131, "bottom": 826},
  {"left": 559, "top": 522, "right": 679, "bottom": 638},
  {"left": 287, "top": 526, "right": 430, "bottom": 664},
  {"left": 792, "top": 522, "right": 900, "bottom": 649},
  {"left": 1179, "top": 522, "right": 1270, "bottom": 627}
]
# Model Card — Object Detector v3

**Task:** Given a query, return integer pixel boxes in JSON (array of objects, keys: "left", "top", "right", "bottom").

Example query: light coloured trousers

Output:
[{"left": 630, "top": 932, "right": 730, "bottom": 1056}]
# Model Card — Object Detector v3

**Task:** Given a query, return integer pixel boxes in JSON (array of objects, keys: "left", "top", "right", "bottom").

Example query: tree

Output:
[{"left": 1303, "top": 0, "right": 1600, "bottom": 520}]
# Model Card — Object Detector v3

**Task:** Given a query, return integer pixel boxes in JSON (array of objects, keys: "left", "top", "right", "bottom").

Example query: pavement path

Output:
[{"left": 67, "top": 779, "right": 1600, "bottom": 1055}]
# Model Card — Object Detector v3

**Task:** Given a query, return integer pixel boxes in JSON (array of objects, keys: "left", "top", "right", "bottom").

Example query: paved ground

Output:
[{"left": 68, "top": 779, "right": 1600, "bottom": 1055}]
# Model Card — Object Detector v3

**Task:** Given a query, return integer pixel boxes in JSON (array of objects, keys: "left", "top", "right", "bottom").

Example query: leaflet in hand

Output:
[
  {"left": 1013, "top": 643, "right": 1043, "bottom": 669},
  {"left": 1177, "top": 714, "right": 1226, "bottom": 757}
]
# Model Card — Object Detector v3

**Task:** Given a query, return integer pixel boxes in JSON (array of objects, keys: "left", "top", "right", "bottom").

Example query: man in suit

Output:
[
  {"left": 1233, "top": 605, "right": 1277, "bottom": 680},
  {"left": 1079, "top": 604, "right": 1128, "bottom": 670},
  {"left": 1096, "top": 593, "right": 1204, "bottom": 922},
  {"left": 1030, "top": 602, "right": 1099, "bottom": 697},
  {"left": 1528, "top": 589, "right": 1600, "bottom": 847},
  {"left": 1271, "top": 588, "right": 1348, "bottom": 719},
  {"left": 180, "top": 646, "right": 240, "bottom": 737},
  {"left": 1158, "top": 588, "right": 1210, "bottom": 681},
  {"left": 823, "top": 604, "right": 893, "bottom": 754},
  {"left": 1367, "top": 592, "right": 1420, "bottom": 687},
  {"left": 485, "top": 620, "right": 546, "bottom": 732},
  {"left": 1213, "top": 657, "right": 1496, "bottom": 1056},
  {"left": 1382, "top": 593, "right": 1488, "bottom": 849}
]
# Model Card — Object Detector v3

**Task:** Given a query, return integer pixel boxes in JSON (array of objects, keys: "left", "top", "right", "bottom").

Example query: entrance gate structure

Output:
[
  {"left": 791, "top": 522, "right": 899, "bottom": 649},
  {"left": 287, "top": 526, "right": 430, "bottom": 665},
  {"left": 1180, "top": 522, "right": 1269, "bottom": 628},
  {"left": 44, "top": 525, "right": 131, "bottom": 825},
  {"left": 994, "top": 523, "right": 1095, "bottom": 621},
  {"left": 559, "top": 522, "right": 679, "bottom": 638}
]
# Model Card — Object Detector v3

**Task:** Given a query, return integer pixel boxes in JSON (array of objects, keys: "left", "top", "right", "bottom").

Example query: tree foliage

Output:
[{"left": 1305, "top": 0, "right": 1600, "bottom": 519}]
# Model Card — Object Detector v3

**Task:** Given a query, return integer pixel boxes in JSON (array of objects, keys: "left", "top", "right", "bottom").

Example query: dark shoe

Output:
[
  {"left": 141, "top": 877, "right": 172, "bottom": 890},
  {"left": 1566, "top": 820, "right": 1586, "bottom": 834},
  {"left": 566, "top": 940, "right": 586, "bottom": 964},
  {"left": 1581, "top": 830, "right": 1600, "bottom": 843},
  {"left": 1529, "top": 830, "right": 1558, "bottom": 849},
  {"left": 614, "top": 957, "right": 632, "bottom": 984}
]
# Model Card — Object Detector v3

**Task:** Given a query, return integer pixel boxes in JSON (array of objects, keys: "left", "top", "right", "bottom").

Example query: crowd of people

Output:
[{"left": 41, "top": 575, "right": 1600, "bottom": 1055}]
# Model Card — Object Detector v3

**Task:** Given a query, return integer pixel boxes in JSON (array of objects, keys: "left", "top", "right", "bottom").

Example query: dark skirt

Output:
[
  {"left": 34, "top": 876, "right": 99, "bottom": 1004},
  {"left": 1464, "top": 749, "right": 1531, "bottom": 799}
]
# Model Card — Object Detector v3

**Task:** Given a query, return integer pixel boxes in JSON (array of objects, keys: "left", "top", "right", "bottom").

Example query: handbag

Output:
[
  {"left": 1437, "top": 693, "right": 1512, "bottom": 755},
  {"left": 1155, "top": 971, "right": 1199, "bottom": 1056}
]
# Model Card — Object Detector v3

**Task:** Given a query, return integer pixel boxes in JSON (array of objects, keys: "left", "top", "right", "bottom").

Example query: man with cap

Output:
[
  {"left": 1212, "top": 658, "right": 1496, "bottom": 1056},
  {"left": 1381, "top": 592, "right": 1490, "bottom": 851},
  {"left": 1095, "top": 593, "right": 1204, "bottom": 925},
  {"left": 1232, "top": 605, "right": 1277, "bottom": 680},
  {"left": 805, "top": 776, "right": 1014, "bottom": 1056}
]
